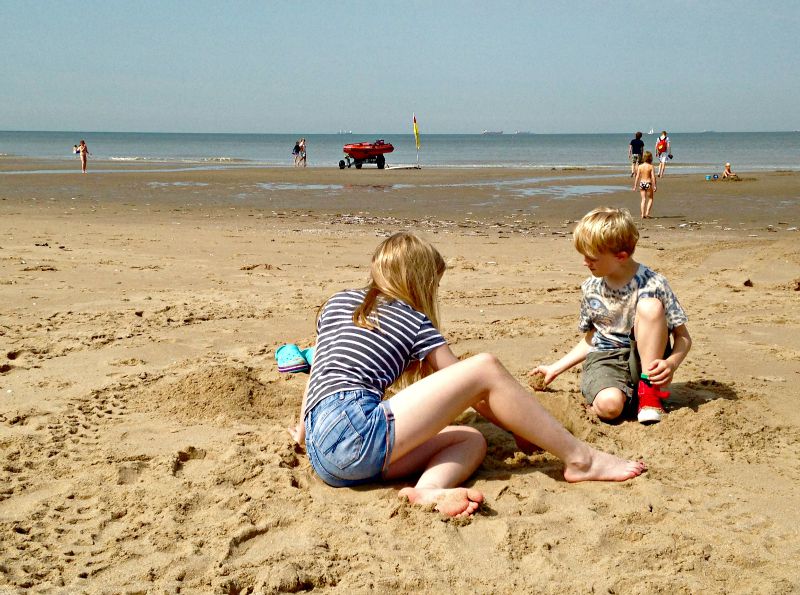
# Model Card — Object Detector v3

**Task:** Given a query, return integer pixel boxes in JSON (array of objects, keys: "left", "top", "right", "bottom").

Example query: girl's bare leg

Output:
[
  {"left": 640, "top": 190, "right": 647, "bottom": 218},
  {"left": 384, "top": 426, "right": 487, "bottom": 517},
  {"left": 389, "top": 354, "right": 646, "bottom": 484}
]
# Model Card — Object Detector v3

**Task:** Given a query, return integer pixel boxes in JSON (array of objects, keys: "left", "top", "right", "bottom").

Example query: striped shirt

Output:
[{"left": 304, "top": 289, "right": 447, "bottom": 418}]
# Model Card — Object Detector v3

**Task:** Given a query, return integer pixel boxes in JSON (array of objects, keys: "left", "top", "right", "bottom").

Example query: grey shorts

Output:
[
  {"left": 581, "top": 347, "right": 640, "bottom": 405},
  {"left": 581, "top": 337, "right": 671, "bottom": 405},
  {"left": 630, "top": 154, "right": 642, "bottom": 165}
]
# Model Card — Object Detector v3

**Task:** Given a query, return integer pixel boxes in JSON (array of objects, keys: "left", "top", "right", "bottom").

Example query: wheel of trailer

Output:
[
  {"left": 339, "top": 160, "right": 345, "bottom": 169},
  {"left": 376, "top": 155, "right": 385, "bottom": 169},
  {"left": 355, "top": 161, "right": 362, "bottom": 169}
]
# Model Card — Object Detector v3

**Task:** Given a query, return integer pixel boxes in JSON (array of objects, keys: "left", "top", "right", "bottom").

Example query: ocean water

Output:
[{"left": 1, "top": 130, "right": 799, "bottom": 171}]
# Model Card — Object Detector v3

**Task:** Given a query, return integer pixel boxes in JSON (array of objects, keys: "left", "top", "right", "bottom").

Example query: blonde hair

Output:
[
  {"left": 344, "top": 232, "right": 446, "bottom": 388},
  {"left": 642, "top": 150, "right": 653, "bottom": 164},
  {"left": 573, "top": 207, "right": 639, "bottom": 258}
]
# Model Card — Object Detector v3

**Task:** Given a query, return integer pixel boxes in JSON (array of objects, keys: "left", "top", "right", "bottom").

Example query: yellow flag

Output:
[{"left": 413, "top": 113, "right": 421, "bottom": 150}]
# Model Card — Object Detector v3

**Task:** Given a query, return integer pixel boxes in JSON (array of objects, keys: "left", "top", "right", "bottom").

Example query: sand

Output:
[{"left": 1, "top": 162, "right": 799, "bottom": 593}]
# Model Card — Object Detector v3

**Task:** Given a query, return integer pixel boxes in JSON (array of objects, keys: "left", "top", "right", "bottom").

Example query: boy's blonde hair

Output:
[{"left": 573, "top": 207, "right": 639, "bottom": 258}]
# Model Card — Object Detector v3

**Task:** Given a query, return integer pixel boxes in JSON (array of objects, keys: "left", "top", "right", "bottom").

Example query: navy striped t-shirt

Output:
[{"left": 304, "top": 289, "right": 447, "bottom": 418}]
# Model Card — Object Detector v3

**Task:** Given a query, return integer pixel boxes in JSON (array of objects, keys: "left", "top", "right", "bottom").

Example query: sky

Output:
[{"left": 2, "top": 1, "right": 798, "bottom": 134}]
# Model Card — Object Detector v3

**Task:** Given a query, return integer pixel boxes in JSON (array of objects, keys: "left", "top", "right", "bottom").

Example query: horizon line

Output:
[{"left": 2, "top": 129, "right": 798, "bottom": 136}]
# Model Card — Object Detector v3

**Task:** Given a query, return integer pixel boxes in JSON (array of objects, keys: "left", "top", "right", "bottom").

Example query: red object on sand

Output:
[
  {"left": 339, "top": 139, "right": 394, "bottom": 169},
  {"left": 343, "top": 140, "right": 394, "bottom": 160}
]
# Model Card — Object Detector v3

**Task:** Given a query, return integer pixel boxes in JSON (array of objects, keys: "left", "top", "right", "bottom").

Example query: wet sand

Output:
[{"left": 1, "top": 162, "right": 799, "bottom": 593}]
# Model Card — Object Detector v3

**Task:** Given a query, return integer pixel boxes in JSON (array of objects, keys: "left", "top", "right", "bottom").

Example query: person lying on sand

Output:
[{"left": 288, "top": 232, "right": 646, "bottom": 518}]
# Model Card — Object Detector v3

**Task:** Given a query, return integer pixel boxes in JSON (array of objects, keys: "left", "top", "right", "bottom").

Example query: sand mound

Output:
[{"left": 143, "top": 365, "right": 293, "bottom": 423}]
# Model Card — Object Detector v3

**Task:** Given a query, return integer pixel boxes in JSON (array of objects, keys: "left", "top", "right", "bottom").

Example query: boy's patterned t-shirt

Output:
[{"left": 578, "top": 264, "right": 688, "bottom": 351}]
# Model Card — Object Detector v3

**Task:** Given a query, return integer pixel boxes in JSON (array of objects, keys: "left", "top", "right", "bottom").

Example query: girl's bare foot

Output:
[
  {"left": 399, "top": 486, "right": 484, "bottom": 517},
  {"left": 563, "top": 448, "right": 646, "bottom": 483}
]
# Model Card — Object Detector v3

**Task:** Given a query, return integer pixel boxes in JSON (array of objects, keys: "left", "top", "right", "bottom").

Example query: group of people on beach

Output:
[
  {"left": 628, "top": 131, "right": 672, "bottom": 219},
  {"left": 292, "top": 138, "right": 307, "bottom": 167},
  {"left": 287, "top": 206, "right": 691, "bottom": 517},
  {"left": 628, "top": 131, "right": 737, "bottom": 218}
]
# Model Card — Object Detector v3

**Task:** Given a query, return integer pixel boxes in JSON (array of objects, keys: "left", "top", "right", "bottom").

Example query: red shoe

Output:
[{"left": 637, "top": 380, "right": 670, "bottom": 424}]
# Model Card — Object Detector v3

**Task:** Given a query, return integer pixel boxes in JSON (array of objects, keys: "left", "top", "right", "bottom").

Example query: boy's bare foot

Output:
[
  {"left": 399, "top": 486, "right": 484, "bottom": 517},
  {"left": 563, "top": 448, "right": 646, "bottom": 483}
]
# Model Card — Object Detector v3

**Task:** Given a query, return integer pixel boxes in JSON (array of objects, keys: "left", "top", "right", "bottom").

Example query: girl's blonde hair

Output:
[
  {"left": 642, "top": 150, "right": 653, "bottom": 164},
  {"left": 354, "top": 231, "right": 446, "bottom": 388},
  {"left": 573, "top": 207, "right": 639, "bottom": 258}
]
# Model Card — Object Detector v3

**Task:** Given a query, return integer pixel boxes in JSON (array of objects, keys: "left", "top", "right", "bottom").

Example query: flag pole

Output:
[{"left": 413, "top": 113, "right": 421, "bottom": 168}]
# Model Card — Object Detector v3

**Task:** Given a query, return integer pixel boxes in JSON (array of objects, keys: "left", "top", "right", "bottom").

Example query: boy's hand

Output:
[
  {"left": 287, "top": 422, "right": 305, "bottom": 446},
  {"left": 529, "top": 365, "right": 558, "bottom": 390},
  {"left": 645, "top": 359, "right": 674, "bottom": 386}
]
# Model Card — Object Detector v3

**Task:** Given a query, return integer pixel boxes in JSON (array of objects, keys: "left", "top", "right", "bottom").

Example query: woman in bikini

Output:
[
  {"left": 633, "top": 150, "right": 657, "bottom": 219},
  {"left": 77, "top": 140, "right": 90, "bottom": 174}
]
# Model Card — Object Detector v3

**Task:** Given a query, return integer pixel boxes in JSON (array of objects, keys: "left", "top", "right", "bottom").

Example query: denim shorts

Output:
[{"left": 304, "top": 390, "right": 395, "bottom": 488}]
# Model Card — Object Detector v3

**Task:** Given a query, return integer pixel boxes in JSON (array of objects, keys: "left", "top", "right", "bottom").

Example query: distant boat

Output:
[
  {"left": 482, "top": 130, "right": 503, "bottom": 135},
  {"left": 514, "top": 131, "right": 534, "bottom": 135},
  {"left": 337, "top": 130, "right": 353, "bottom": 135},
  {"left": 647, "top": 128, "right": 654, "bottom": 135}
]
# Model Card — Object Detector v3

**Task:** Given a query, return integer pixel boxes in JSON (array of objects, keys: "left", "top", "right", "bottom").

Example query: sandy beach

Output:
[{"left": 1, "top": 162, "right": 799, "bottom": 593}]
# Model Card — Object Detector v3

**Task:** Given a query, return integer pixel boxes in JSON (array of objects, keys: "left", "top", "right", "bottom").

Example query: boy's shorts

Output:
[
  {"left": 581, "top": 337, "right": 672, "bottom": 406},
  {"left": 581, "top": 346, "right": 639, "bottom": 406}
]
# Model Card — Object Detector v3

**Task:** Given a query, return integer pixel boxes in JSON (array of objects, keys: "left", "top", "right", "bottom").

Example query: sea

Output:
[{"left": 1, "top": 130, "right": 799, "bottom": 172}]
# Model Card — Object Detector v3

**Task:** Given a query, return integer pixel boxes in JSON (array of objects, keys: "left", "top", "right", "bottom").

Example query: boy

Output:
[
  {"left": 628, "top": 131, "right": 644, "bottom": 177},
  {"left": 532, "top": 207, "right": 692, "bottom": 424}
]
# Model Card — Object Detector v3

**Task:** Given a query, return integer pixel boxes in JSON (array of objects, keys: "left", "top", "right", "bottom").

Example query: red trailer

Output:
[{"left": 339, "top": 139, "right": 394, "bottom": 169}]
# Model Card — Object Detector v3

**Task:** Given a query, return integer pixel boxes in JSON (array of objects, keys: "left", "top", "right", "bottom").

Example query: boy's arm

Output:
[
  {"left": 531, "top": 330, "right": 594, "bottom": 387},
  {"left": 645, "top": 324, "right": 692, "bottom": 386}
]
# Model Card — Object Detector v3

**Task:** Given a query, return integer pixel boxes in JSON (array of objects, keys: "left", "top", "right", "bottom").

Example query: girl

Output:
[
  {"left": 288, "top": 232, "right": 646, "bottom": 517},
  {"left": 634, "top": 151, "right": 657, "bottom": 219}
]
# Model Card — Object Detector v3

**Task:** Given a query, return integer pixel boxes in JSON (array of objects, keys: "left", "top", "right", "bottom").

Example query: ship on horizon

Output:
[{"left": 481, "top": 130, "right": 503, "bottom": 135}]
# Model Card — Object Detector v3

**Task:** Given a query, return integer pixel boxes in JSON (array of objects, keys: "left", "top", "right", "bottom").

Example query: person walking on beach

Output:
[
  {"left": 298, "top": 138, "right": 307, "bottom": 167},
  {"left": 77, "top": 139, "right": 90, "bottom": 174},
  {"left": 628, "top": 131, "right": 645, "bottom": 177},
  {"left": 655, "top": 131, "right": 671, "bottom": 178},
  {"left": 288, "top": 232, "right": 646, "bottom": 517},
  {"left": 292, "top": 139, "right": 301, "bottom": 166},
  {"left": 633, "top": 151, "right": 657, "bottom": 219},
  {"left": 531, "top": 208, "right": 692, "bottom": 425}
]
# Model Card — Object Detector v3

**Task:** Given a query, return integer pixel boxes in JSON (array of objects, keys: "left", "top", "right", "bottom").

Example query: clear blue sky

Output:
[{"left": 2, "top": 1, "right": 798, "bottom": 134}]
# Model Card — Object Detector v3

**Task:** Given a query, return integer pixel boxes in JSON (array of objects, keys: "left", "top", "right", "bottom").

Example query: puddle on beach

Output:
[
  {"left": 147, "top": 181, "right": 210, "bottom": 187},
  {"left": 255, "top": 182, "right": 344, "bottom": 192},
  {"left": 515, "top": 184, "right": 624, "bottom": 199}
]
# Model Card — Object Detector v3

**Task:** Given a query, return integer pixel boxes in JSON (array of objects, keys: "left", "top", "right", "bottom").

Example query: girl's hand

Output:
[
  {"left": 645, "top": 358, "right": 674, "bottom": 386},
  {"left": 287, "top": 422, "right": 305, "bottom": 446}
]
